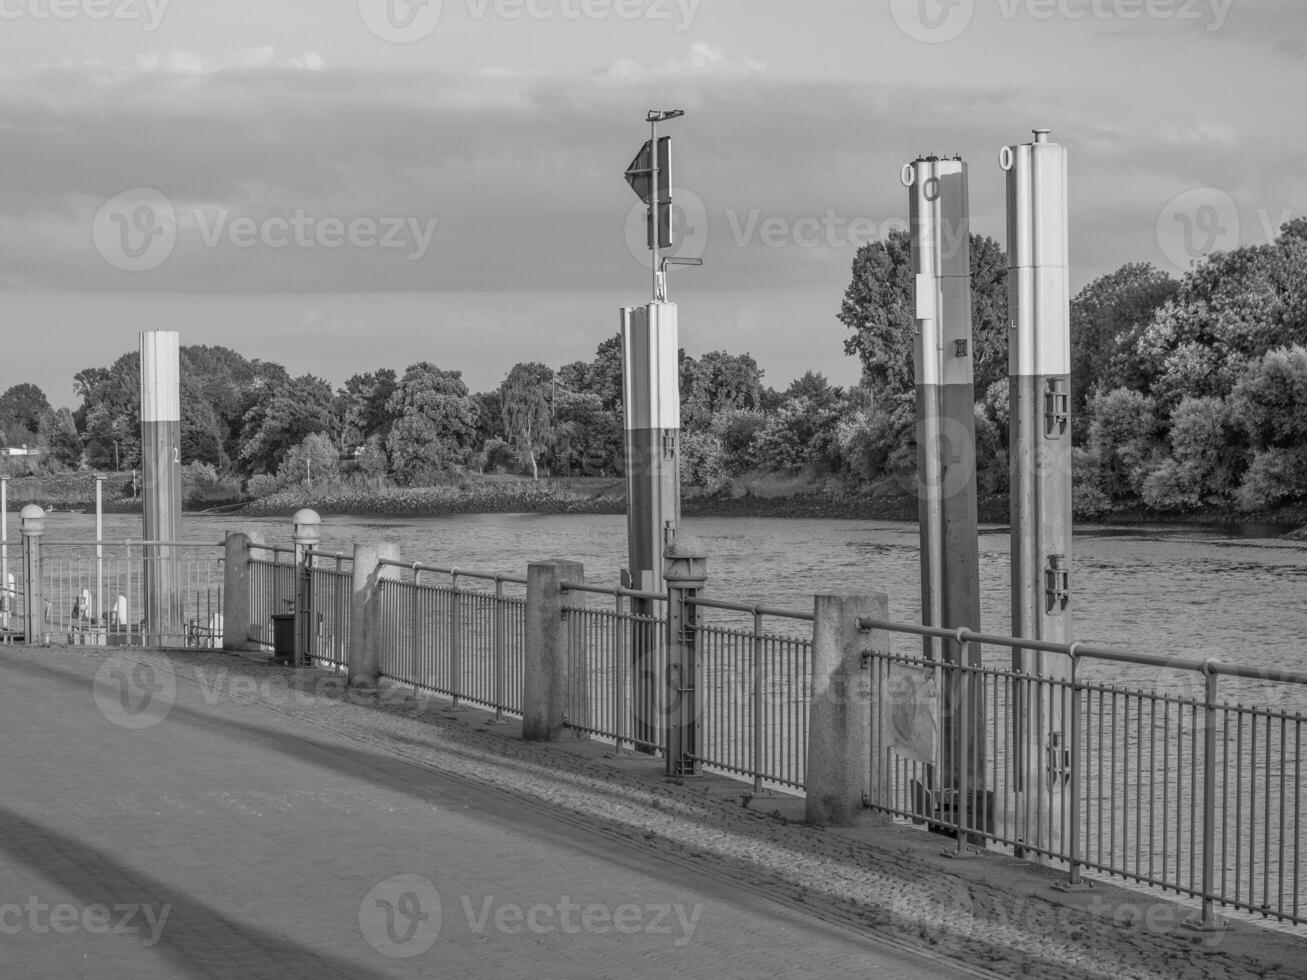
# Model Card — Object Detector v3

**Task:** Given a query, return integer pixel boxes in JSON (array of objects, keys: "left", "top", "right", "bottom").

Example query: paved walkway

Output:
[{"left": 1, "top": 647, "right": 972, "bottom": 979}]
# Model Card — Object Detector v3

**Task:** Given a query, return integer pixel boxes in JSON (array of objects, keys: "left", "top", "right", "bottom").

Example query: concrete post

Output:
[
  {"left": 663, "top": 536, "right": 707, "bottom": 777},
  {"left": 349, "top": 540, "right": 401, "bottom": 691},
  {"left": 806, "top": 593, "right": 885, "bottom": 827},
  {"left": 222, "top": 531, "right": 254, "bottom": 652},
  {"left": 522, "top": 560, "right": 584, "bottom": 742},
  {"left": 20, "top": 505, "right": 44, "bottom": 646},
  {"left": 292, "top": 509, "right": 321, "bottom": 667}
]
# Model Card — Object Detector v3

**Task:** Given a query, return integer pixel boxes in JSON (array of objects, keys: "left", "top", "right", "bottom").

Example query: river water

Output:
[{"left": 23, "top": 510, "right": 1307, "bottom": 683}]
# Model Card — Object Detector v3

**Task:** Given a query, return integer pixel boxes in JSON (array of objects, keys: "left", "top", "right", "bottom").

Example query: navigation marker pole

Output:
[{"left": 620, "top": 109, "right": 700, "bottom": 752}]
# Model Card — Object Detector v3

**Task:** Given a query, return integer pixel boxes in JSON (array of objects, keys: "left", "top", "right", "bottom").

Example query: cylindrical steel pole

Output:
[
  {"left": 621, "top": 301, "right": 682, "bottom": 750},
  {"left": 905, "top": 155, "right": 983, "bottom": 800},
  {"left": 1003, "top": 129, "right": 1073, "bottom": 859},
  {"left": 140, "top": 331, "right": 183, "bottom": 644}
]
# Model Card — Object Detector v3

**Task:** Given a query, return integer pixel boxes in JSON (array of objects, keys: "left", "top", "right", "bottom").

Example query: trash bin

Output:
[{"left": 271, "top": 613, "right": 296, "bottom": 664}]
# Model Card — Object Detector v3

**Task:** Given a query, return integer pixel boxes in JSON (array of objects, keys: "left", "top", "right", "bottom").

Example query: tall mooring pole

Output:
[
  {"left": 1003, "top": 129, "right": 1073, "bottom": 858},
  {"left": 140, "top": 330, "right": 183, "bottom": 644},
  {"left": 904, "top": 154, "right": 984, "bottom": 816},
  {"left": 620, "top": 300, "right": 681, "bottom": 750}
]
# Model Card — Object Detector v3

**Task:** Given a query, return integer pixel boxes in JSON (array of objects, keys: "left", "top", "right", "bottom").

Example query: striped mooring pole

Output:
[
  {"left": 140, "top": 330, "right": 183, "bottom": 645},
  {"left": 904, "top": 154, "right": 985, "bottom": 817},
  {"left": 1003, "top": 129, "right": 1074, "bottom": 859}
]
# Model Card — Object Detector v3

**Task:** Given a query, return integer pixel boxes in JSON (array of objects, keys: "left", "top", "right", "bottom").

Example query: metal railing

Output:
[
  {"left": 303, "top": 549, "right": 352, "bottom": 672},
  {"left": 561, "top": 583, "right": 667, "bottom": 753},
  {"left": 248, "top": 544, "right": 297, "bottom": 650},
  {"left": 688, "top": 597, "right": 813, "bottom": 792},
  {"left": 238, "top": 538, "right": 1307, "bottom": 929},
  {"left": 860, "top": 620, "right": 1307, "bottom": 929},
  {"left": 40, "top": 540, "right": 224, "bottom": 647},
  {"left": 376, "top": 562, "right": 529, "bottom": 719}
]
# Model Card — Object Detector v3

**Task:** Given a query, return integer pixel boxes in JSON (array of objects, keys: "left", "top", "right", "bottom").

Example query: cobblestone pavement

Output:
[
  {"left": 4, "top": 646, "right": 1306, "bottom": 979},
  {"left": 2, "top": 647, "right": 978, "bottom": 979}
]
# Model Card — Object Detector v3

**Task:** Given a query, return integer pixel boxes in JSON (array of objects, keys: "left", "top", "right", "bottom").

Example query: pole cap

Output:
[
  {"left": 19, "top": 504, "right": 45, "bottom": 534},
  {"left": 292, "top": 508, "right": 321, "bottom": 543},
  {"left": 663, "top": 534, "right": 708, "bottom": 584}
]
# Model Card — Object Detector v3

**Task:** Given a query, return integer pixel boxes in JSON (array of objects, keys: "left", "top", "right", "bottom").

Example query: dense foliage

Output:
[{"left": 5, "top": 218, "right": 1306, "bottom": 517}]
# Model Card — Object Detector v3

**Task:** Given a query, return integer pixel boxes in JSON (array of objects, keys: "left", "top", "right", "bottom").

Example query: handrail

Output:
[
  {"left": 688, "top": 595, "right": 814, "bottom": 622},
  {"left": 247, "top": 543, "right": 296, "bottom": 555},
  {"left": 375, "top": 558, "right": 529, "bottom": 586},
  {"left": 43, "top": 539, "right": 224, "bottom": 548},
  {"left": 858, "top": 618, "right": 1307, "bottom": 686},
  {"left": 561, "top": 581, "right": 666, "bottom": 603}
]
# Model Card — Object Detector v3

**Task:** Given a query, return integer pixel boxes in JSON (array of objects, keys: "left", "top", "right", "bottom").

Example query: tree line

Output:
[{"left": 3, "top": 215, "right": 1305, "bottom": 514}]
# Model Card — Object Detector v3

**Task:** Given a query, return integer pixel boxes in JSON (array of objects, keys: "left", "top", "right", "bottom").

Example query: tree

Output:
[
  {"left": 547, "top": 389, "right": 622, "bottom": 477},
  {"left": 1229, "top": 346, "right": 1307, "bottom": 510},
  {"left": 237, "top": 374, "right": 338, "bottom": 477},
  {"left": 1069, "top": 263, "right": 1177, "bottom": 420},
  {"left": 0, "top": 383, "right": 51, "bottom": 445},
  {"left": 40, "top": 407, "right": 82, "bottom": 469},
  {"left": 278, "top": 433, "right": 341, "bottom": 489},
  {"left": 385, "top": 362, "right": 477, "bottom": 484},
  {"left": 500, "top": 362, "right": 555, "bottom": 480},
  {"left": 680, "top": 350, "right": 764, "bottom": 430},
  {"left": 840, "top": 229, "right": 1008, "bottom": 399},
  {"left": 74, "top": 353, "right": 140, "bottom": 469},
  {"left": 338, "top": 369, "right": 399, "bottom": 450}
]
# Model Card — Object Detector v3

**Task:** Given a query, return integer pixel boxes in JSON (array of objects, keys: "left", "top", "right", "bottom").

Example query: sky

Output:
[{"left": 1, "top": 0, "right": 1305, "bottom": 408}]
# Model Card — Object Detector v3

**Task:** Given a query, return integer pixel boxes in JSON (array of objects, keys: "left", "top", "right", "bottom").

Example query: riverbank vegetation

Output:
[{"left": 4, "top": 219, "right": 1306, "bottom": 529}]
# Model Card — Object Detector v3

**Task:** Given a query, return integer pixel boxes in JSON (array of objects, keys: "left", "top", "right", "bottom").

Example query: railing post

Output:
[
  {"left": 1184, "top": 660, "right": 1227, "bottom": 933},
  {"left": 493, "top": 576, "right": 506, "bottom": 722},
  {"left": 664, "top": 536, "right": 707, "bottom": 777},
  {"left": 348, "top": 541, "right": 400, "bottom": 691},
  {"left": 752, "top": 609, "right": 764, "bottom": 795},
  {"left": 20, "top": 505, "right": 45, "bottom": 646},
  {"left": 450, "top": 570, "right": 462, "bottom": 708},
  {"left": 292, "top": 509, "right": 320, "bottom": 668},
  {"left": 806, "top": 592, "right": 885, "bottom": 827},
  {"left": 522, "top": 560, "right": 584, "bottom": 742}
]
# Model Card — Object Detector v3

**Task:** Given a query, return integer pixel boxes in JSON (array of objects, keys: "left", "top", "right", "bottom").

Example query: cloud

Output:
[
  {"left": 599, "top": 42, "right": 765, "bottom": 79},
  {"left": 133, "top": 48, "right": 327, "bottom": 73}
]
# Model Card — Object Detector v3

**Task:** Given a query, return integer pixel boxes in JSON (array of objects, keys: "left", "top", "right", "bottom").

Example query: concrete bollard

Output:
[
  {"left": 806, "top": 592, "right": 888, "bottom": 828},
  {"left": 349, "top": 540, "right": 400, "bottom": 691},
  {"left": 522, "top": 560, "right": 584, "bottom": 742},
  {"left": 20, "top": 505, "right": 45, "bottom": 646},
  {"left": 223, "top": 531, "right": 261, "bottom": 652}
]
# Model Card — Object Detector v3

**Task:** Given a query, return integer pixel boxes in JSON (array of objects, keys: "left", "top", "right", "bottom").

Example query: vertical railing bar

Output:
[{"left": 753, "top": 610, "right": 763, "bottom": 794}]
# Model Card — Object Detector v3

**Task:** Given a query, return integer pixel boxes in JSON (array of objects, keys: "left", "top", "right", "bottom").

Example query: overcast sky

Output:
[{"left": 2, "top": 0, "right": 1304, "bottom": 407}]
